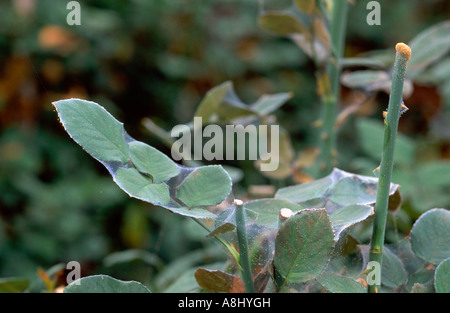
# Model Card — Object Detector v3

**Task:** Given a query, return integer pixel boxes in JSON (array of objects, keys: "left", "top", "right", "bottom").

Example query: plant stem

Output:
[
  {"left": 368, "top": 43, "right": 411, "bottom": 293},
  {"left": 234, "top": 199, "right": 255, "bottom": 293},
  {"left": 318, "top": 0, "right": 349, "bottom": 177}
]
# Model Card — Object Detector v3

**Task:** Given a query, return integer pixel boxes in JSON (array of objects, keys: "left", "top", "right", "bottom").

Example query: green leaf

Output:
[
  {"left": 0, "top": 277, "right": 29, "bottom": 293},
  {"left": 64, "top": 275, "right": 151, "bottom": 293},
  {"left": 316, "top": 272, "right": 366, "bottom": 293},
  {"left": 340, "top": 57, "right": 386, "bottom": 68},
  {"left": 381, "top": 248, "right": 407, "bottom": 288},
  {"left": 329, "top": 173, "right": 399, "bottom": 207},
  {"left": 410, "top": 208, "right": 450, "bottom": 265},
  {"left": 356, "top": 49, "right": 396, "bottom": 68},
  {"left": 405, "top": 269, "right": 434, "bottom": 292},
  {"left": 275, "top": 176, "right": 332, "bottom": 203},
  {"left": 328, "top": 177, "right": 379, "bottom": 206},
  {"left": 250, "top": 92, "right": 293, "bottom": 116},
  {"left": 389, "top": 239, "right": 424, "bottom": 275},
  {"left": 53, "top": 99, "right": 130, "bottom": 163},
  {"left": 206, "top": 222, "right": 236, "bottom": 238},
  {"left": 435, "top": 258, "right": 450, "bottom": 293},
  {"left": 340, "top": 70, "right": 413, "bottom": 98},
  {"left": 340, "top": 70, "right": 390, "bottom": 91},
  {"left": 194, "top": 81, "right": 292, "bottom": 124},
  {"left": 194, "top": 81, "right": 254, "bottom": 123},
  {"left": 407, "top": 21, "right": 450, "bottom": 78},
  {"left": 244, "top": 198, "right": 303, "bottom": 229},
  {"left": 329, "top": 204, "right": 373, "bottom": 238},
  {"left": 54, "top": 98, "right": 234, "bottom": 223},
  {"left": 114, "top": 167, "right": 171, "bottom": 206},
  {"left": 176, "top": 166, "right": 232, "bottom": 208},
  {"left": 128, "top": 141, "right": 179, "bottom": 183},
  {"left": 356, "top": 118, "right": 416, "bottom": 166},
  {"left": 258, "top": 11, "right": 308, "bottom": 36},
  {"left": 275, "top": 168, "right": 399, "bottom": 242},
  {"left": 422, "top": 56, "right": 450, "bottom": 83},
  {"left": 194, "top": 81, "right": 232, "bottom": 122},
  {"left": 274, "top": 209, "right": 334, "bottom": 284},
  {"left": 275, "top": 168, "right": 399, "bottom": 207},
  {"left": 115, "top": 167, "right": 217, "bottom": 220}
]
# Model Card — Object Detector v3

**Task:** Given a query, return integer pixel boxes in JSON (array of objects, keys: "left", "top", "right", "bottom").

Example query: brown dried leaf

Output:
[
  {"left": 229, "top": 275, "right": 246, "bottom": 293},
  {"left": 195, "top": 268, "right": 244, "bottom": 293},
  {"left": 388, "top": 189, "right": 403, "bottom": 213}
]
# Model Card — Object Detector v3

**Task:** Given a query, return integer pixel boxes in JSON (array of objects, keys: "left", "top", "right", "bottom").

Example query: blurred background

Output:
[{"left": 0, "top": 0, "right": 449, "bottom": 291}]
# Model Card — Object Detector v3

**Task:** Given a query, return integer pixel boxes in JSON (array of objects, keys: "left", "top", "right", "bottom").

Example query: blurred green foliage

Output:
[{"left": 0, "top": 0, "right": 449, "bottom": 292}]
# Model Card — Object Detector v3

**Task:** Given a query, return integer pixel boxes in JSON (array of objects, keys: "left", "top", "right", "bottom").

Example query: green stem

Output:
[
  {"left": 368, "top": 43, "right": 411, "bottom": 293},
  {"left": 235, "top": 200, "right": 255, "bottom": 293},
  {"left": 318, "top": 0, "right": 349, "bottom": 177}
]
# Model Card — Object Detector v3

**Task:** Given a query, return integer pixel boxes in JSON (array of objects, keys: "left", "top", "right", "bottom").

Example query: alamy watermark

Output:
[
  {"left": 365, "top": 261, "right": 381, "bottom": 286},
  {"left": 367, "top": 1, "right": 381, "bottom": 26},
  {"left": 170, "top": 117, "right": 280, "bottom": 172},
  {"left": 66, "top": 1, "right": 382, "bottom": 27},
  {"left": 66, "top": 261, "right": 81, "bottom": 285},
  {"left": 66, "top": 1, "right": 81, "bottom": 26}
]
